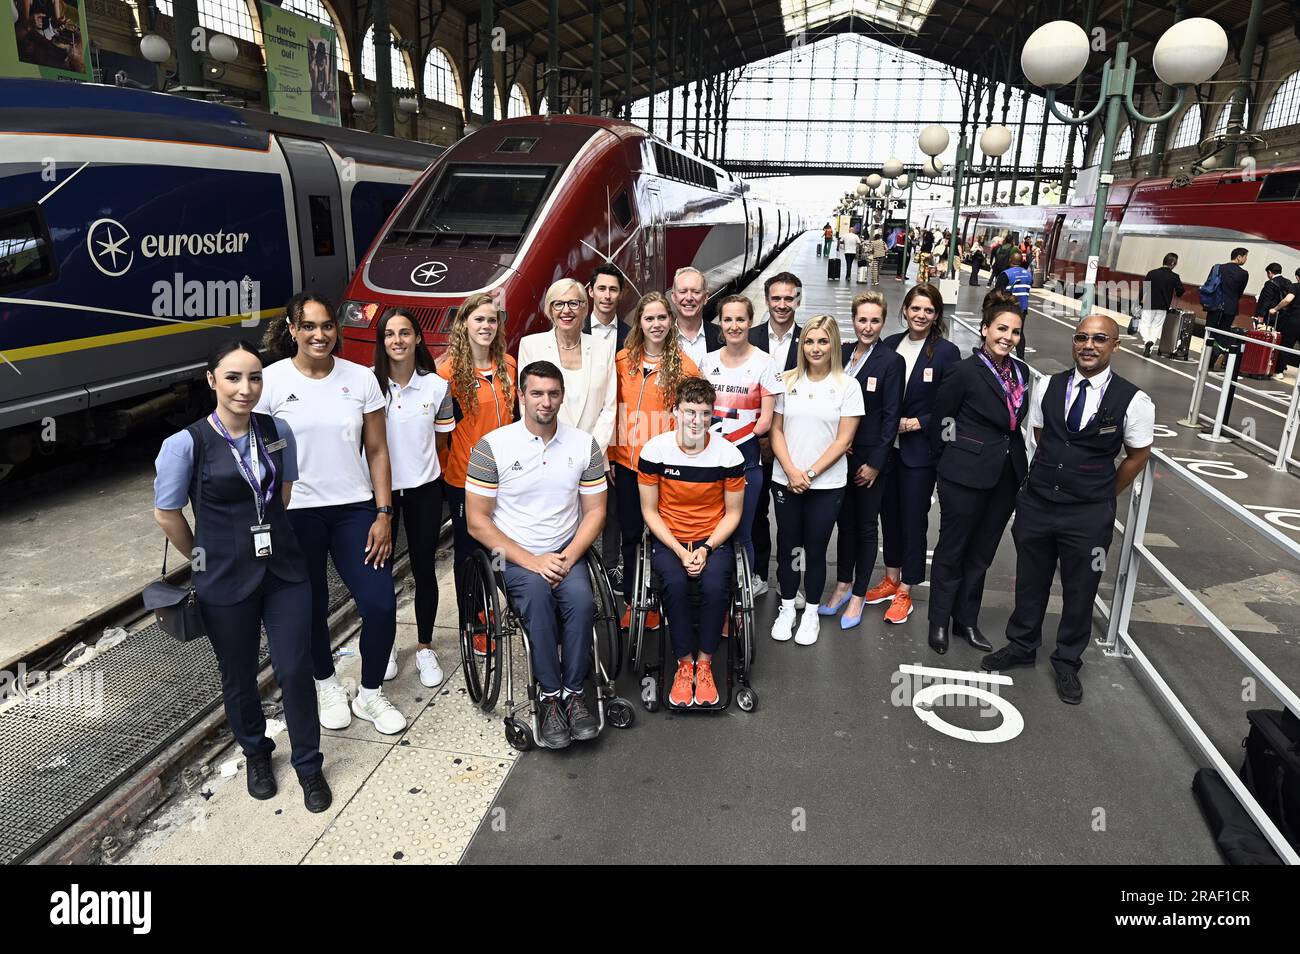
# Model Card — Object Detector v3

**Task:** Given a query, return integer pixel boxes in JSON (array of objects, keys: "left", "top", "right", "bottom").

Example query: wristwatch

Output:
[
  {"left": 700, "top": 542, "right": 714, "bottom": 555},
  {"left": 376, "top": 505, "right": 394, "bottom": 516},
  {"left": 806, "top": 469, "right": 818, "bottom": 480}
]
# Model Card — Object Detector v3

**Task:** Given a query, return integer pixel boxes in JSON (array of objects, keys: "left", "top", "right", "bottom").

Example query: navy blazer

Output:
[
  {"left": 749, "top": 321, "right": 801, "bottom": 371},
  {"left": 842, "top": 341, "right": 904, "bottom": 473},
  {"left": 930, "top": 350, "right": 1030, "bottom": 489},
  {"left": 882, "top": 330, "right": 962, "bottom": 469},
  {"left": 583, "top": 313, "right": 630, "bottom": 349}
]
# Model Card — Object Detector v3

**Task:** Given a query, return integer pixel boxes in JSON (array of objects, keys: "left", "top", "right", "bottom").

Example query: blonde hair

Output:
[
  {"left": 784, "top": 314, "right": 845, "bottom": 390},
  {"left": 542, "top": 278, "right": 588, "bottom": 325},
  {"left": 852, "top": 290, "right": 888, "bottom": 318},
  {"left": 624, "top": 291, "right": 687, "bottom": 404},
  {"left": 447, "top": 292, "right": 511, "bottom": 414}
]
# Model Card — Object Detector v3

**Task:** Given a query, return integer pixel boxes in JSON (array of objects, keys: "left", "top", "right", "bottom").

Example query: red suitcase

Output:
[{"left": 1241, "top": 328, "right": 1280, "bottom": 378}]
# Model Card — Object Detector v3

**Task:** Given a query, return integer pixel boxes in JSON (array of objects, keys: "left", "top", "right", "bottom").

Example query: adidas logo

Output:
[{"left": 285, "top": 394, "right": 300, "bottom": 402}]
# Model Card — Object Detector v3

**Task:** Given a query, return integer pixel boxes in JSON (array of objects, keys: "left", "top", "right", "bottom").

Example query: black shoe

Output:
[
  {"left": 566, "top": 693, "right": 599, "bottom": 742},
  {"left": 300, "top": 771, "right": 332, "bottom": 813},
  {"left": 980, "top": 645, "right": 1036, "bottom": 672},
  {"left": 539, "top": 696, "right": 571, "bottom": 749},
  {"left": 954, "top": 623, "right": 993, "bottom": 652},
  {"left": 246, "top": 751, "right": 276, "bottom": 800},
  {"left": 1143, "top": 341, "right": 1153, "bottom": 358},
  {"left": 1055, "top": 670, "right": 1083, "bottom": 705},
  {"left": 928, "top": 623, "right": 949, "bottom": 655}
]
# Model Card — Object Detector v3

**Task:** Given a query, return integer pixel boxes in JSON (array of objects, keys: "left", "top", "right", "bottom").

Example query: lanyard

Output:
[
  {"left": 209, "top": 413, "right": 277, "bottom": 524},
  {"left": 1064, "top": 373, "right": 1109, "bottom": 428}
]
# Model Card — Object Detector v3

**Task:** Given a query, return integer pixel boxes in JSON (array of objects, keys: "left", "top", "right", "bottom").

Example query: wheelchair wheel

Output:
[
  {"left": 504, "top": 717, "right": 533, "bottom": 751},
  {"left": 627, "top": 532, "right": 652, "bottom": 675},
  {"left": 736, "top": 687, "right": 758, "bottom": 712},
  {"left": 588, "top": 555, "right": 623, "bottom": 682},
  {"left": 607, "top": 697, "right": 636, "bottom": 729},
  {"left": 459, "top": 549, "right": 503, "bottom": 712},
  {"left": 733, "top": 546, "right": 756, "bottom": 673}
]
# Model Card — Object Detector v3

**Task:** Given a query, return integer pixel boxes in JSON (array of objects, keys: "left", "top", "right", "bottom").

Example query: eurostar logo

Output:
[
  {"left": 87, "top": 217, "right": 133, "bottom": 277},
  {"left": 411, "top": 261, "right": 448, "bottom": 286}
]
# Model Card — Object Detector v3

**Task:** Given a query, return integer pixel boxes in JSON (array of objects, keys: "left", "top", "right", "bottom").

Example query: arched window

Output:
[
  {"left": 469, "top": 67, "right": 503, "bottom": 118},
  {"left": 508, "top": 83, "right": 529, "bottom": 118},
  {"left": 1114, "top": 126, "right": 1132, "bottom": 161},
  {"left": 1170, "top": 107, "right": 1202, "bottom": 150},
  {"left": 154, "top": 0, "right": 259, "bottom": 45},
  {"left": 362, "top": 24, "right": 415, "bottom": 90},
  {"left": 1211, "top": 101, "right": 1251, "bottom": 137},
  {"left": 1262, "top": 72, "right": 1300, "bottom": 130},
  {"left": 280, "top": 0, "right": 350, "bottom": 75},
  {"left": 422, "top": 46, "right": 461, "bottom": 111},
  {"left": 1138, "top": 123, "right": 1158, "bottom": 156}
]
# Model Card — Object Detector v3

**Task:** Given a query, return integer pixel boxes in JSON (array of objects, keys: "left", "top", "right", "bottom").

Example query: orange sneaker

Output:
[
  {"left": 883, "top": 590, "right": 913, "bottom": 624},
  {"left": 647, "top": 610, "right": 661, "bottom": 629},
  {"left": 864, "top": 576, "right": 900, "bottom": 604},
  {"left": 669, "top": 659, "right": 695, "bottom": 706},
  {"left": 693, "top": 659, "right": 719, "bottom": 706},
  {"left": 620, "top": 605, "right": 632, "bottom": 629}
]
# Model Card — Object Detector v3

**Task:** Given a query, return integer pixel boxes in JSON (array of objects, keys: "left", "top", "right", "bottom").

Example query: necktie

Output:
[{"left": 1066, "top": 378, "right": 1090, "bottom": 432}]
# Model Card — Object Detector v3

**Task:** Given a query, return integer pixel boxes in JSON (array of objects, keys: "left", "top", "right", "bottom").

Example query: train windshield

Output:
[{"left": 389, "top": 164, "right": 554, "bottom": 250}]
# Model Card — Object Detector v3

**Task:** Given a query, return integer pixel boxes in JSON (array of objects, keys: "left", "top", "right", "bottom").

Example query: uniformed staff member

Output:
[
  {"left": 926, "top": 292, "right": 1028, "bottom": 655},
  {"left": 981, "top": 314, "right": 1154, "bottom": 704}
]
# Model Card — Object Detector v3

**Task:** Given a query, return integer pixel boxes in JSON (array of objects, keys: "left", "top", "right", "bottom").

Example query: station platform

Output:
[{"left": 118, "top": 234, "right": 1299, "bottom": 866}]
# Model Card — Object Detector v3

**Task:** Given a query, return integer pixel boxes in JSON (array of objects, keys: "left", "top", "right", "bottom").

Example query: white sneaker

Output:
[
  {"left": 384, "top": 646, "right": 398, "bottom": 681},
  {"left": 771, "top": 603, "right": 797, "bottom": 642},
  {"left": 352, "top": 690, "right": 407, "bottom": 735},
  {"left": 794, "top": 609, "right": 821, "bottom": 645},
  {"left": 751, "top": 578, "right": 769, "bottom": 597},
  {"left": 315, "top": 677, "right": 352, "bottom": 730},
  {"left": 794, "top": 591, "right": 807, "bottom": 610},
  {"left": 415, "top": 647, "right": 444, "bottom": 688}
]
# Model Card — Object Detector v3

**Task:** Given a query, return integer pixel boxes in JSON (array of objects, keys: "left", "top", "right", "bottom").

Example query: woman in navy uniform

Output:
[
  {"left": 927, "top": 292, "right": 1029, "bottom": 654},
  {"left": 864, "top": 283, "right": 961, "bottom": 626},
  {"left": 823, "top": 291, "right": 904, "bottom": 629},
  {"left": 154, "top": 340, "right": 330, "bottom": 813}
]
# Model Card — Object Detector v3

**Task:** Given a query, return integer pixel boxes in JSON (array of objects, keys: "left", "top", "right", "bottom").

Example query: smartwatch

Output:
[{"left": 376, "top": 505, "right": 394, "bottom": 516}]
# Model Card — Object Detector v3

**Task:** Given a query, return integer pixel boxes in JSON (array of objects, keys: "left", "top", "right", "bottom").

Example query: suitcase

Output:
[
  {"left": 1240, "top": 708, "right": 1300, "bottom": 852},
  {"left": 1241, "top": 328, "right": 1281, "bottom": 378},
  {"left": 1157, "top": 308, "right": 1194, "bottom": 360},
  {"left": 1192, "top": 768, "right": 1284, "bottom": 864},
  {"left": 857, "top": 264, "right": 870, "bottom": 283},
  {"left": 827, "top": 257, "right": 841, "bottom": 281}
]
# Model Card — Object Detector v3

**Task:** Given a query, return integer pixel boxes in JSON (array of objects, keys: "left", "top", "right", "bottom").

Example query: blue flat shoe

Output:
[
  {"left": 819, "top": 592, "right": 851, "bottom": 616},
  {"left": 840, "top": 609, "right": 863, "bottom": 630}
]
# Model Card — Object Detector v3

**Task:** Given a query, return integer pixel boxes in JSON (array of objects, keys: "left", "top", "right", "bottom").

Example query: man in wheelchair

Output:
[
  {"left": 465, "top": 361, "right": 608, "bottom": 749},
  {"left": 637, "top": 377, "right": 745, "bottom": 707}
]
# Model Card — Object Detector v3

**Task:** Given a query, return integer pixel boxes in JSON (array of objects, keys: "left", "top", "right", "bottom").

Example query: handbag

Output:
[{"left": 143, "top": 539, "right": 207, "bottom": 642}]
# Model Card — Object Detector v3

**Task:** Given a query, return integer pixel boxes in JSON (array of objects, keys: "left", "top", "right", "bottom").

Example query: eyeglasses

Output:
[
  {"left": 552, "top": 300, "right": 584, "bottom": 312},
  {"left": 1072, "top": 333, "right": 1114, "bottom": 345}
]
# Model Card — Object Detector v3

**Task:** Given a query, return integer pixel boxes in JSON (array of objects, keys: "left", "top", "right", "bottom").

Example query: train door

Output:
[
  {"left": 1044, "top": 212, "right": 1067, "bottom": 276},
  {"left": 277, "top": 136, "right": 349, "bottom": 298},
  {"left": 756, "top": 207, "right": 765, "bottom": 262}
]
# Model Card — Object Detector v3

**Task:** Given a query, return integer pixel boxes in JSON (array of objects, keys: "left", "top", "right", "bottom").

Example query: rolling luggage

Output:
[
  {"left": 1157, "top": 308, "right": 1194, "bottom": 360},
  {"left": 1241, "top": 328, "right": 1281, "bottom": 378},
  {"left": 857, "top": 263, "right": 870, "bottom": 284},
  {"left": 827, "top": 256, "right": 841, "bottom": 281}
]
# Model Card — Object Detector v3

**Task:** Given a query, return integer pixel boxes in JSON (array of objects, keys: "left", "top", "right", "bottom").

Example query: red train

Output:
[
  {"left": 923, "top": 162, "right": 1300, "bottom": 319},
  {"left": 338, "top": 115, "right": 807, "bottom": 360}
]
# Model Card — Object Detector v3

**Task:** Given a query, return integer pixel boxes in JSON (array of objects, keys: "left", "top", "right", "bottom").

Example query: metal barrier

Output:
[
  {"left": 947, "top": 313, "right": 1300, "bottom": 864},
  {"left": 1180, "top": 325, "right": 1300, "bottom": 473}
]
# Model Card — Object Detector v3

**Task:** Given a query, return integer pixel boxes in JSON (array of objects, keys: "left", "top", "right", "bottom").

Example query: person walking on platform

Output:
[
  {"left": 436, "top": 293, "right": 516, "bottom": 631},
  {"left": 994, "top": 251, "right": 1034, "bottom": 357},
  {"left": 670, "top": 266, "right": 721, "bottom": 366},
  {"left": 770, "top": 315, "right": 863, "bottom": 645},
  {"left": 1254, "top": 262, "right": 1290, "bottom": 330},
  {"left": 865, "top": 284, "right": 962, "bottom": 626},
  {"left": 967, "top": 237, "right": 987, "bottom": 287},
  {"left": 823, "top": 292, "right": 904, "bottom": 630},
  {"left": 154, "top": 339, "right": 331, "bottom": 812},
  {"left": 842, "top": 228, "right": 861, "bottom": 283},
  {"left": 865, "top": 232, "right": 888, "bottom": 285},
  {"left": 1137, "top": 253, "right": 1184, "bottom": 358},
  {"left": 822, "top": 222, "right": 834, "bottom": 258},
  {"left": 989, "top": 235, "right": 1013, "bottom": 287},
  {"left": 981, "top": 314, "right": 1154, "bottom": 704},
  {"left": 258, "top": 295, "right": 404, "bottom": 736},
  {"left": 1267, "top": 267, "right": 1300, "bottom": 380},
  {"left": 611, "top": 292, "right": 699, "bottom": 627},
  {"left": 926, "top": 293, "right": 1029, "bottom": 655},
  {"left": 373, "top": 310, "right": 454, "bottom": 689},
  {"left": 749, "top": 272, "right": 802, "bottom": 595},
  {"left": 699, "top": 294, "right": 783, "bottom": 572},
  {"left": 917, "top": 228, "right": 935, "bottom": 283},
  {"left": 1203, "top": 247, "right": 1249, "bottom": 372}
]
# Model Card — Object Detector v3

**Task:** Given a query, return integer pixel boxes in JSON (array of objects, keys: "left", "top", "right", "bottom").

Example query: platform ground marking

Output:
[{"left": 898, "top": 664, "right": 1023, "bottom": 744}]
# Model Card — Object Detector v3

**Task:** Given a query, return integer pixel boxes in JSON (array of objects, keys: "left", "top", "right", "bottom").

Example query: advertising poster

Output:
[
  {"left": 2, "top": 0, "right": 93, "bottom": 81},
  {"left": 262, "top": 1, "right": 340, "bottom": 126}
]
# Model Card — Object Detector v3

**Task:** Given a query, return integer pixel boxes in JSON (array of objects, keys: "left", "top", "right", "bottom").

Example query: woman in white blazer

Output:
[{"left": 517, "top": 277, "right": 618, "bottom": 457}]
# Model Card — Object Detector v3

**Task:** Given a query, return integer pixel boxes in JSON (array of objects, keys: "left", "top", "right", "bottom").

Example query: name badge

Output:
[
  {"left": 251, "top": 523, "right": 273, "bottom": 559},
  {"left": 1099, "top": 425, "right": 1118, "bottom": 435},
  {"left": 866, "top": 376, "right": 878, "bottom": 392},
  {"left": 923, "top": 367, "right": 934, "bottom": 383},
  {"left": 264, "top": 439, "right": 287, "bottom": 453}
]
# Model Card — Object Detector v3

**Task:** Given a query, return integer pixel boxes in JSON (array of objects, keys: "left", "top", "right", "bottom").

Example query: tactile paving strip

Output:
[
  {"left": 302, "top": 746, "right": 510, "bottom": 865},
  {"left": 402, "top": 682, "right": 523, "bottom": 762},
  {"left": 0, "top": 539, "right": 404, "bottom": 866}
]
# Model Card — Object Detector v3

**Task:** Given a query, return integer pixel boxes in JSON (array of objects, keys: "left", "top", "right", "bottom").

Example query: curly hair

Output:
[
  {"left": 262, "top": 292, "right": 338, "bottom": 362},
  {"left": 446, "top": 292, "right": 511, "bottom": 414},
  {"left": 624, "top": 291, "right": 687, "bottom": 405}
]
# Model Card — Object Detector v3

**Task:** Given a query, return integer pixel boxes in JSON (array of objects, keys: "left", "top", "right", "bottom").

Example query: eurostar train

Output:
[
  {"left": 0, "top": 79, "right": 440, "bottom": 473},
  {"left": 335, "top": 114, "right": 808, "bottom": 360}
]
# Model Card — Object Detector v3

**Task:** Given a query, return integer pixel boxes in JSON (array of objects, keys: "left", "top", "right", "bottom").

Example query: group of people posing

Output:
[{"left": 152, "top": 256, "right": 1154, "bottom": 803}]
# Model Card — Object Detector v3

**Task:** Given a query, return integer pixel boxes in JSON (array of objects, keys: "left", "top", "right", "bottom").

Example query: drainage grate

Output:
[{"left": 0, "top": 536, "right": 406, "bottom": 865}]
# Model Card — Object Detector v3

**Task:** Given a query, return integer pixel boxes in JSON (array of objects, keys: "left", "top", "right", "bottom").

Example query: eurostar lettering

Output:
[
  {"left": 140, "top": 230, "right": 251, "bottom": 258},
  {"left": 49, "top": 883, "right": 152, "bottom": 935}
]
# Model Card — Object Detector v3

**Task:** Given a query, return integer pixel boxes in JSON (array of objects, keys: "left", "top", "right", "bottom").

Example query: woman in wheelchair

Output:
[{"left": 637, "top": 377, "right": 745, "bottom": 707}]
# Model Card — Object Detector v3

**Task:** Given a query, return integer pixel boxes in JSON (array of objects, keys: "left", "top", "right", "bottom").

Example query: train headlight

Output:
[{"left": 340, "top": 300, "right": 380, "bottom": 327}]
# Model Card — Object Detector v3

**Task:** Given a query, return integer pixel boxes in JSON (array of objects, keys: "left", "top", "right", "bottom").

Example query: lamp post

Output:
[{"left": 1021, "top": 18, "right": 1227, "bottom": 318}]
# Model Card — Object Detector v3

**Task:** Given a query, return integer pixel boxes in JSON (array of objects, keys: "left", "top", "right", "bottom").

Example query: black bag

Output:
[
  {"left": 1191, "top": 768, "right": 1283, "bottom": 864},
  {"left": 143, "top": 539, "right": 207, "bottom": 642},
  {"left": 827, "top": 256, "right": 841, "bottom": 281},
  {"left": 1240, "top": 708, "right": 1300, "bottom": 852}
]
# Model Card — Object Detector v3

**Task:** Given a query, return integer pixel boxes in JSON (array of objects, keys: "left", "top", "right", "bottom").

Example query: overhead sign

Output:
[
  {"left": 1, "top": 0, "right": 92, "bottom": 82},
  {"left": 262, "top": 2, "right": 341, "bottom": 126}
]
